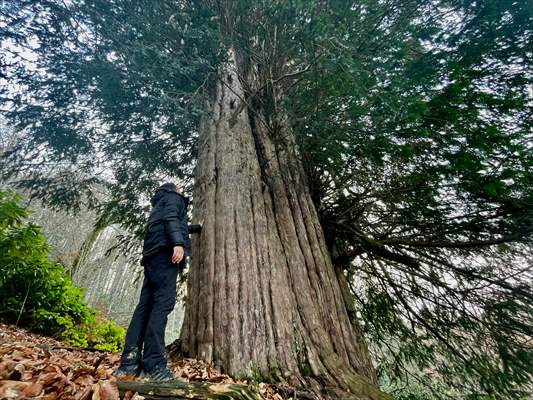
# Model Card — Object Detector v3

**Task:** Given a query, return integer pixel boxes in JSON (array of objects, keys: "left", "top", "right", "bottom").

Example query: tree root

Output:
[
  {"left": 115, "top": 379, "right": 264, "bottom": 400},
  {"left": 115, "top": 377, "right": 393, "bottom": 400}
]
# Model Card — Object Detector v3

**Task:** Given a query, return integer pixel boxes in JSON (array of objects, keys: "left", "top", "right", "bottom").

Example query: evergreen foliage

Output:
[
  {"left": 1, "top": 1, "right": 531, "bottom": 398},
  {"left": 283, "top": 1, "right": 533, "bottom": 398},
  {"left": 0, "top": 190, "right": 125, "bottom": 351}
]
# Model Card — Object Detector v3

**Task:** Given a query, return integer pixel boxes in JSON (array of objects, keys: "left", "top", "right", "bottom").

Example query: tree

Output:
[
  {"left": 179, "top": 48, "right": 379, "bottom": 393},
  {"left": 1, "top": 0, "right": 531, "bottom": 398},
  {"left": 289, "top": 1, "right": 532, "bottom": 397}
]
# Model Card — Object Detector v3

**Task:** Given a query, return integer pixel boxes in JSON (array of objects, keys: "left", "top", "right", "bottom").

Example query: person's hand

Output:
[
  {"left": 172, "top": 245, "right": 184, "bottom": 264},
  {"left": 188, "top": 224, "right": 202, "bottom": 234}
]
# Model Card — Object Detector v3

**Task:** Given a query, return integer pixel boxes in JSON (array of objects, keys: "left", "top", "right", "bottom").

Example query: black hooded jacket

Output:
[{"left": 142, "top": 185, "right": 197, "bottom": 260}]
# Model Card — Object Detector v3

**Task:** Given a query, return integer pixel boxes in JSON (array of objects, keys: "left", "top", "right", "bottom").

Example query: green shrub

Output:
[
  {"left": 0, "top": 190, "right": 124, "bottom": 351},
  {"left": 61, "top": 314, "right": 125, "bottom": 352}
]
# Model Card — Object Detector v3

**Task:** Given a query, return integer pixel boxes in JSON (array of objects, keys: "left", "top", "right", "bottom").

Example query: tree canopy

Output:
[{"left": 1, "top": 0, "right": 531, "bottom": 398}]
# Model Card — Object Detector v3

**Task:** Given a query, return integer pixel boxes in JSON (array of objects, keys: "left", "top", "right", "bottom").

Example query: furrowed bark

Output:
[{"left": 179, "top": 50, "right": 388, "bottom": 399}]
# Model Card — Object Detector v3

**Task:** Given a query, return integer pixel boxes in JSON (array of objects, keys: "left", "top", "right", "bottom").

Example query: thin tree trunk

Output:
[
  {"left": 180, "top": 50, "right": 387, "bottom": 399},
  {"left": 70, "top": 224, "right": 103, "bottom": 279}
]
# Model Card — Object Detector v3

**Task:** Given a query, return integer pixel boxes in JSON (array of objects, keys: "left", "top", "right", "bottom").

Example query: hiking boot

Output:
[
  {"left": 113, "top": 347, "right": 141, "bottom": 378},
  {"left": 143, "top": 365, "right": 176, "bottom": 382},
  {"left": 113, "top": 363, "right": 142, "bottom": 378}
]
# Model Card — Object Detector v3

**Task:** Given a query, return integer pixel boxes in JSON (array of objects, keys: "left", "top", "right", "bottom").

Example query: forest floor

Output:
[{"left": 0, "top": 323, "right": 282, "bottom": 400}]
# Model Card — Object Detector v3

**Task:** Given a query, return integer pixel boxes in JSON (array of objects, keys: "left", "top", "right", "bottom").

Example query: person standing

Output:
[{"left": 114, "top": 182, "right": 201, "bottom": 381}]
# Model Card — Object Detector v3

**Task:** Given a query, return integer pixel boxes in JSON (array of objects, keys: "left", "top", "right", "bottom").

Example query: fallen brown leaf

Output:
[
  {"left": 92, "top": 382, "right": 101, "bottom": 400},
  {"left": 97, "top": 381, "right": 119, "bottom": 400},
  {"left": 22, "top": 381, "right": 44, "bottom": 397},
  {"left": 0, "top": 323, "right": 287, "bottom": 400},
  {"left": 0, "top": 380, "right": 30, "bottom": 399}
]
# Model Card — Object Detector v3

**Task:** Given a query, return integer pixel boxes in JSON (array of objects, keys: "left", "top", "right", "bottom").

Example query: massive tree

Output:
[
  {"left": 180, "top": 49, "right": 379, "bottom": 391},
  {"left": 1, "top": 0, "right": 531, "bottom": 398}
]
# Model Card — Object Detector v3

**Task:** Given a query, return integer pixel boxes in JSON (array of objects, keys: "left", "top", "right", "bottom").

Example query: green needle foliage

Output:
[
  {"left": 286, "top": 2, "right": 532, "bottom": 398},
  {"left": 1, "top": 0, "right": 531, "bottom": 398},
  {"left": 1, "top": 0, "right": 223, "bottom": 234}
]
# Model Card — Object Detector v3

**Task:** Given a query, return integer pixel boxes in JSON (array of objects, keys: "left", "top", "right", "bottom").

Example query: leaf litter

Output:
[{"left": 0, "top": 323, "right": 283, "bottom": 399}]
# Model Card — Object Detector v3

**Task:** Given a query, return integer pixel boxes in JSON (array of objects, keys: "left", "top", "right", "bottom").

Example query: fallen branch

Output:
[{"left": 115, "top": 379, "right": 265, "bottom": 400}]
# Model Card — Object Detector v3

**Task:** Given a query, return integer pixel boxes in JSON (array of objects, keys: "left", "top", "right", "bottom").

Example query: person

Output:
[{"left": 114, "top": 182, "right": 201, "bottom": 382}]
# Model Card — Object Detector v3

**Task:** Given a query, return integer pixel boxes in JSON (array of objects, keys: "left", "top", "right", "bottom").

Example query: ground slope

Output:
[{"left": 0, "top": 324, "right": 283, "bottom": 400}]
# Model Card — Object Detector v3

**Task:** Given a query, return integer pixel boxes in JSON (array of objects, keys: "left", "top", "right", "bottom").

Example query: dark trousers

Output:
[{"left": 122, "top": 248, "right": 184, "bottom": 371}]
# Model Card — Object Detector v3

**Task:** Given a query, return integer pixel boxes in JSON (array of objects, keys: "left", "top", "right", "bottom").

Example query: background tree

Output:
[
  {"left": 0, "top": 189, "right": 125, "bottom": 351},
  {"left": 1, "top": 0, "right": 531, "bottom": 398}
]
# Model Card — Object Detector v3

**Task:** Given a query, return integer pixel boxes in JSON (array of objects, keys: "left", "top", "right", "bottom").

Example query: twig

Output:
[{"left": 15, "top": 282, "right": 31, "bottom": 326}]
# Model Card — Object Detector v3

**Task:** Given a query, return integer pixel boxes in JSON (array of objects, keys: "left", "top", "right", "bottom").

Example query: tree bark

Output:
[
  {"left": 69, "top": 224, "right": 103, "bottom": 279},
  {"left": 179, "top": 50, "right": 386, "bottom": 399}
]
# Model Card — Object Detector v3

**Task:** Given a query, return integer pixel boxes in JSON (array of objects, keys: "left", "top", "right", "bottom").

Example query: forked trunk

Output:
[{"left": 180, "top": 51, "right": 387, "bottom": 399}]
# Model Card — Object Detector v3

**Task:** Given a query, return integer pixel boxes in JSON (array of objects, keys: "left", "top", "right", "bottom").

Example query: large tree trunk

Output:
[{"left": 179, "top": 50, "right": 386, "bottom": 399}]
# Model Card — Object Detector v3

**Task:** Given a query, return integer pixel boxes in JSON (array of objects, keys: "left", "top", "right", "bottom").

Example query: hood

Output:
[{"left": 150, "top": 187, "right": 190, "bottom": 208}]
